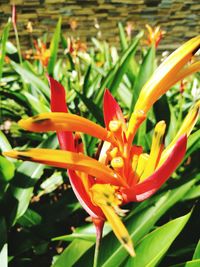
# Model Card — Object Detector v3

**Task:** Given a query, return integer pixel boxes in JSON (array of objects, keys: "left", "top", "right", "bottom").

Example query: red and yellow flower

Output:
[
  {"left": 145, "top": 24, "right": 165, "bottom": 48},
  {"left": 33, "top": 40, "right": 50, "bottom": 67},
  {"left": 4, "top": 36, "right": 200, "bottom": 256}
]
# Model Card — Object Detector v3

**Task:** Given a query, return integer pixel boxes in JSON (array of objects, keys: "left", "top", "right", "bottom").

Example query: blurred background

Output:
[{"left": 0, "top": 0, "right": 199, "bottom": 53}]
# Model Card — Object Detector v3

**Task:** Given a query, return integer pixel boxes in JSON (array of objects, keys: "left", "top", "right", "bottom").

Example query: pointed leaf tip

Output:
[
  {"left": 47, "top": 76, "right": 67, "bottom": 113},
  {"left": 103, "top": 89, "right": 125, "bottom": 129}
]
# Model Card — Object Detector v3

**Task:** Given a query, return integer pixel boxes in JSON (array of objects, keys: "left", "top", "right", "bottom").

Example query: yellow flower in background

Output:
[
  {"left": 145, "top": 24, "right": 165, "bottom": 47},
  {"left": 33, "top": 40, "right": 50, "bottom": 67}
]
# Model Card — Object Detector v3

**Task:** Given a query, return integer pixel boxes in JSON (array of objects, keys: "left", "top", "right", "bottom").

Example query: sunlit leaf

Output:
[
  {"left": 0, "top": 20, "right": 11, "bottom": 80},
  {"left": 125, "top": 212, "right": 191, "bottom": 267},
  {"left": 0, "top": 156, "right": 15, "bottom": 182},
  {"left": 10, "top": 61, "right": 49, "bottom": 98},
  {"left": 193, "top": 240, "right": 200, "bottom": 260},
  {"left": 52, "top": 239, "right": 94, "bottom": 267}
]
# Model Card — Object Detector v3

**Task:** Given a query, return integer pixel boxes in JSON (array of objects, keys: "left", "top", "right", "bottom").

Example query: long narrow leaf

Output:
[
  {"left": 11, "top": 61, "right": 49, "bottom": 98},
  {"left": 125, "top": 212, "right": 191, "bottom": 267},
  {"left": 47, "top": 17, "right": 62, "bottom": 76},
  {"left": 0, "top": 20, "right": 11, "bottom": 80},
  {"left": 5, "top": 135, "right": 58, "bottom": 225},
  {"left": 0, "top": 131, "right": 12, "bottom": 152},
  {"left": 95, "top": 35, "right": 141, "bottom": 104},
  {"left": 52, "top": 239, "right": 94, "bottom": 267},
  {"left": 193, "top": 240, "right": 200, "bottom": 260},
  {"left": 130, "top": 46, "right": 155, "bottom": 113},
  {"left": 76, "top": 91, "right": 104, "bottom": 125}
]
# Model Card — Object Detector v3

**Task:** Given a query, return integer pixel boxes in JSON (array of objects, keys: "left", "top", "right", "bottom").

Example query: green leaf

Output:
[
  {"left": 52, "top": 223, "right": 111, "bottom": 242},
  {"left": 166, "top": 103, "right": 178, "bottom": 145},
  {"left": 10, "top": 61, "right": 49, "bottom": 98},
  {"left": 0, "top": 217, "right": 7, "bottom": 251},
  {"left": 193, "top": 240, "right": 200, "bottom": 260},
  {"left": 0, "top": 156, "right": 15, "bottom": 182},
  {"left": 109, "top": 38, "right": 139, "bottom": 96},
  {"left": 130, "top": 46, "right": 156, "bottom": 113},
  {"left": 117, "top": 83, "right": 132, "bottom": 108},
  {"left": 7, "top": 135, "right": 58, "bottom": 225},
  {"left": 0, "top": 131, "right": 12, "bottom": 152},
  {"left": 17, "top": 208, "right": 42, "bottom": 228},
  {"left": 40, "top": 171, "right": 63, "bottom": 194},
  {"left": 6, "top": 41, "right": 17, "bottom": 54},
  {"left": 76, "top": 91, "right": 104, "bottom": 125},
  {"left": 0, "top": 244, "right": 7, "bottom": 267},
  {"left": 185, "top": 129, "right": 200, "bottom": 159},
  {"left": 0, "top": 20, "right": 11, "bottom": 80},
  {"left": 118, "top": 22, "right": 139, "bottom": 84},
  {"left": 52, "top": 239, "right": 94, "bottom": 267},
  {"left": 95, "top": 35, "right": 140, "bottom": 104},
  {"left": 125, "top": 212, "right": 191, "bottom": 267},
  {"left": 47, "top": 17, "right": 62, "bottom": 76},
  {"left": 153, "top": 94, "right": 171, "bottom": 131},
  {"left": 118, "top": 22, "right": 128, "bottom": 50},
  {"left": 170, "top": 259, "right": 200, "bottom": 267},
  {"left": 183, "top": 185, "right": 200, "bottom": 201},
  {"left": 83, "top": 64, "right": 92, "bottom": 96},
  {"left": 22, "top": 91, "right": 50, "bottom": 113}
]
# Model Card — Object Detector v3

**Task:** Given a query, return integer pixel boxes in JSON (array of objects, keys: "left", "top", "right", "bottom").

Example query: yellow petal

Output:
[
  {"left": 136, "top": 153, "right": 149, "bottom": 178},
  {"left": 160, "top": 61, "right": 200, "bottom": 94},
  {"left": 140, "top": 121, "right": 166, "bottom": 181},
  {"left": 134, "top": 35, "right": 200, "bottom": 113},
  {"left": 18, "top": 113, "right": 116, "bottom": 144},
  {"left": 100, "top": 205, "right": 135, "bottom": 256},
  {"left": 160, "top": 100, "right": 200, "bottom": 165},
  {"left": 91, "top": 184, "right": 135, "bottom": 256},
  {"left": 3, "top": 149, "right": 122, "bottom": 186},
  {"left": 126, "top": 110, "right": 146, "bottom": 149}
]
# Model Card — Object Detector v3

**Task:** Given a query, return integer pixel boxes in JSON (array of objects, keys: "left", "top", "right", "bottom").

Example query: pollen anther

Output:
[
  {"left": 111, "top": 157, "right": 124, "bottom": 169},
  {"left": 109, "top": 120, "right": 122, "bottom": 132}
]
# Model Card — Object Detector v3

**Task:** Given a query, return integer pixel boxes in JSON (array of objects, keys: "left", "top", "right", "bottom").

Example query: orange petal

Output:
[
  {"left": 18, "top": 113, "right": 116, "bottom": 144},
  {"left": 3, "top": 149, "right": 122, "bottom": 186}
]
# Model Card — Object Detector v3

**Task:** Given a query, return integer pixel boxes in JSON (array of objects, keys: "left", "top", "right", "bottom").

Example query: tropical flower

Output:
[
  {"left": 33, "top": 40, "right": 50, "bottom": 67},
  {"left": 145, "top": 24, "right": 165, "bottom": 48},
  {"left": 125, "top": 22, "right": 134, "bottom": 40},
  {"left": 65, "top": 37, "right": 87, "bottom": 58},
  {"left": 3, "top": 36, "right": 200, "bottom": 256}
]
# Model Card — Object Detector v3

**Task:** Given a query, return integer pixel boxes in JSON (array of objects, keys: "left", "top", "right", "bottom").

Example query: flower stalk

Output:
[{"left": 12, "top": 5, "right": 23, "bottom": 66}]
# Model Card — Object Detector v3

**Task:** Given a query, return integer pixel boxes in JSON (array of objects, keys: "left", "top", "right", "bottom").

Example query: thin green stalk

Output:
[
  {"left": 13, "top": 25, "right": 23, "bottom": 66},
  {"left": 176, "top": 92, "right": 185, "bottom": 132},
  {"left": 93, "top": 219, "right": 104, "bottom": 267},
  {"left": 13, "top": 23, "right": 28, "bottom": 90},
  {"left": 0, "top": 20, "right": 11, "bottom": 118},
  {"left": 93, "top": 231, "right": 102, "bottom": 267}
]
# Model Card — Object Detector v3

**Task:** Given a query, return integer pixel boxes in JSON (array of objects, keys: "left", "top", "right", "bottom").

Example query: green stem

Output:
[
  {"left": 176, "top": 93, "right": 184, "bottom": 132},
  {"left": 93, "top": 219, "right": 104, "bottom": 267},
  {"left": 13, "top": 25, "right": 27, "bottom": 90},
  {"left": 14, "top": 26, "right": 23, "bottom": 66},
  {"left": 93, "top": 231, "right": 102, "bottom": 267}
]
